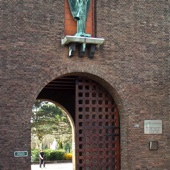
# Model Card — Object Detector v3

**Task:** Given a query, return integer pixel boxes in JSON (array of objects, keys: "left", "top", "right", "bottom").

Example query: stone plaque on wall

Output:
[{"left": 144, "top": 120, "right": 162, "bottom": 134}]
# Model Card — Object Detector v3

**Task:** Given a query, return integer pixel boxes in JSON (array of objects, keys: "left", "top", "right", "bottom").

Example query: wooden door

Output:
[{"left": 75, "top": 77, "right": 120, "bottom": 170}]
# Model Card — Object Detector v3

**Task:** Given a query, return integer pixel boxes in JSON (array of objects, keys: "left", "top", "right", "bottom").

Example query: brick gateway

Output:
[{"left": 0, "top": 0, "right": 169, "bottom": 170}]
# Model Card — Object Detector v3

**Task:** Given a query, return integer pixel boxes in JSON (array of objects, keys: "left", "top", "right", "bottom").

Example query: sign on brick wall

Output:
[
  {"left": 14, "top": 151, "right": 28, "bottom": 157},
  {"left": 144, "top": 120, "right": 162, "bottom": 134}
]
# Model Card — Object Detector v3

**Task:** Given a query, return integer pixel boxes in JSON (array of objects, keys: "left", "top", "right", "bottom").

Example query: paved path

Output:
[{"left": 32, "top": 163, "right": 73, "bottom": 170}]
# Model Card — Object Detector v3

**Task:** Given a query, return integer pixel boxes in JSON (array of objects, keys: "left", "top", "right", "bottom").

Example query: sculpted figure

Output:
[{"left": 68, "top": 0, "right": 91, "bottom": 37}]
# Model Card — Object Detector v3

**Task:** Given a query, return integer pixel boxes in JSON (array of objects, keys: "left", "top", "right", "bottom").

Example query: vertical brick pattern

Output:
[{"left": 0, "top": 0, "right": 169, "bottom": 170}]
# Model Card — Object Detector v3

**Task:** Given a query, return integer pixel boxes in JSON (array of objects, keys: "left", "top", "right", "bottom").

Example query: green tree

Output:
[{"left": 31, "top": 100, "right": 71, "bottom": 149}]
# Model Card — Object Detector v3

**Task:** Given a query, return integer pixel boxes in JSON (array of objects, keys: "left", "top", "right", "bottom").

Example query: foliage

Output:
[
  {"left": 31, "top": 149, "right": 67, "bottom": 162},
  {"left": 58, "top": 140, "right": 63, "bottom": 150},
  {"left": 31, "top": 149, "right": 40, "bottom": 162},
  {"left": 46, "top": 150, "right": 65, "bottom": 160},
  {"left": 64, "top": 153, "right": 72, "bottom": 160},
  {"left": 64, "top": 143, "right": 71, "bottom": 153},
  {"left": 31, "top": 100, "right": 72, "bottom": 148},
  {"left": 31, "top": 101, "right": 61, "bottom": 141}
]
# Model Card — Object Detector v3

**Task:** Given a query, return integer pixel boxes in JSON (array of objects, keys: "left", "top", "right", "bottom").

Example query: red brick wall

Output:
[{"left": 0, "top": 0, "right": 169, "bottom": 170}]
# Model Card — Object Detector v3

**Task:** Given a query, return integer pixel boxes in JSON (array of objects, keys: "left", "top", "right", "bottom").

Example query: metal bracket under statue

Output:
[{"left": 61, "top": 36, "right": 105, "bottom": 58}]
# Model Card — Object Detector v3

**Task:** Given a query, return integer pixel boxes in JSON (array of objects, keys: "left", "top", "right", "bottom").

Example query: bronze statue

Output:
[{"left": 68, "top": 0, "right": 91, "bottom": 37}]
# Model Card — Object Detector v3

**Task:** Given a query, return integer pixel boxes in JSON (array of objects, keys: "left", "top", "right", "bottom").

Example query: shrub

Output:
[
  {"left": 31, "top": 149, "right": 66, "bottom": 162},
  {"left": 64, "top": 153, "right": 72, "bottom": 160},
  {"left": 31, "top": 149, "right": 40, "bottom": 162},
  {"left": 46, "top": 150, "right": 65, "bottom": 160}
]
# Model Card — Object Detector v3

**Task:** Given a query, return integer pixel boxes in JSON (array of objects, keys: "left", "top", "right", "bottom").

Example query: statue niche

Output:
[
  {"left": 62, "top": 0, "right": 104, "bottom": 58},
  {"left": 68, "top": 0, "right": 91, "bottom": 37}
]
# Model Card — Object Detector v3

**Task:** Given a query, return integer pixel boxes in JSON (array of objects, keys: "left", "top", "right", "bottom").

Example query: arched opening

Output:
[
  {"left": 31, "top": 100, "right": 75, "bottom": 170},
  {"left": 32, "top": 75, "right": 120, "bottom": 170}
]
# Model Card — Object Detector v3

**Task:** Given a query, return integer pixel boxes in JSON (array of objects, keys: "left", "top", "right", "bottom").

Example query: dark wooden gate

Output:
[{"left": 76, "top": 77, "right": 120, "bottom": 170}]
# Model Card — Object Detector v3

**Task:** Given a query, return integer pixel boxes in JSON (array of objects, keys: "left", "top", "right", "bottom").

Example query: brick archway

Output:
[{"left": 37, "top": 75, "right": 120, "bottom": 170}]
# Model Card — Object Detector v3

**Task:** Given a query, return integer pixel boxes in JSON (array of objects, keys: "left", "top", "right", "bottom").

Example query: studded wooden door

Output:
[{"left": 76, "top": 77, "right": 120, "bottom": 170}]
